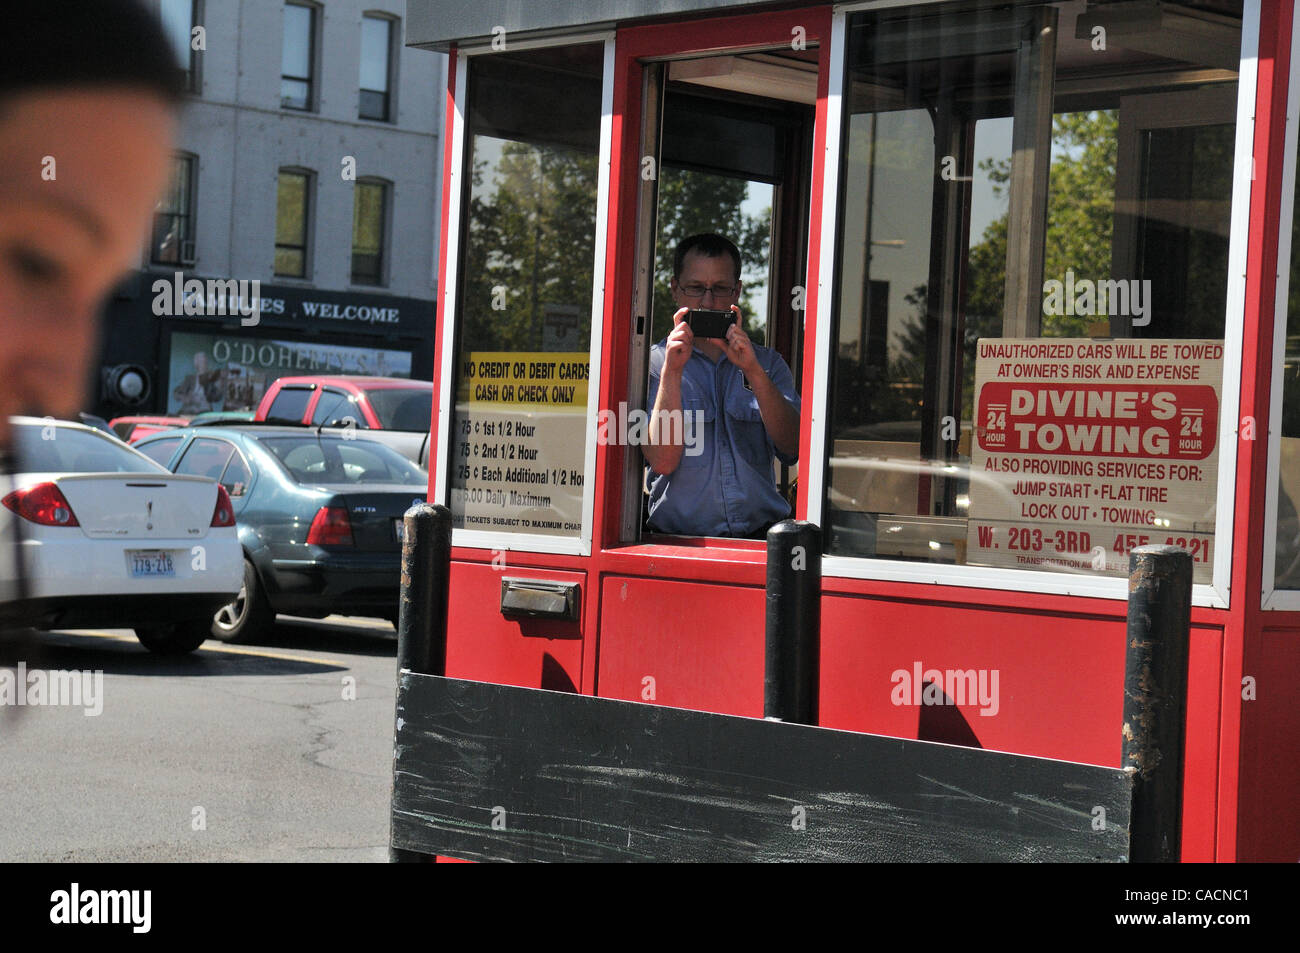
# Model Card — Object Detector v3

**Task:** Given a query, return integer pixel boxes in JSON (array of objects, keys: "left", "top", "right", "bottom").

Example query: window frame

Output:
[
  {"left": 350, "top": 177, "right": 391, "bottom": 286},
  {"left": 803, "top": 1, "right": 1260, "bottom": 609},
  {"left": 281, "top": 1, "right": 320, "bottom": 112},
  {"left": 150, "top": 152, "right": 198, "bottom": 267},
  {"left": 359, "top": 12, "right": 398, "bottom": 122},
  {"left": 1262, "top": 2, "right": 1300, "bottom": 610},
  {"left": 274, "top": 167, "right": 315, "bottom": 279},
  {"left": 430, "top": 33, "right": 615, "bottom": 558}
]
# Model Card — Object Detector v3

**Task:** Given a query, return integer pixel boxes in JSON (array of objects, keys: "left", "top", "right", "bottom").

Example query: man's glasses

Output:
[{"left": 678, "top": 283, "right": 739, "bottom": 300}]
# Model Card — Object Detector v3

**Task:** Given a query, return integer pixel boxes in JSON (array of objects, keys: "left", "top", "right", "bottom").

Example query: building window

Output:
[
  {"left": 351, "top": 179, "right": 388, "bottom": 285},
  {"left": 281, "top": 2, "right": 316, "bottom": 111},
  {"left": 151, "top": 154, "right": 196, "bottom": 266},
  {"left": 275, "top": 169, "right": 312, "bottom": 278},
  {"left": 160, "top": 0, "right": 200, "bottom": 94},
  {"left": 359, "top": 15, "right": 395, "bottom": 121}
]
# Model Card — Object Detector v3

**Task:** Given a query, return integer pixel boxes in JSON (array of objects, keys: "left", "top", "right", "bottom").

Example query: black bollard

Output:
[
  {"left": 764, "top": 520, "right": 821, "bottom": 724},
  {"left": 1123, "top": 545, "right": 1193, "bottom": 863},
  {"left": 391, "top": 501, "right": 452, "bottom": 863}
]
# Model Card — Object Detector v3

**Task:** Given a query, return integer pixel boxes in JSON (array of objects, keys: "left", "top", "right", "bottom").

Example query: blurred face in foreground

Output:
[{"left": 0, "top": 88, "right": 175, "bottom": 447}]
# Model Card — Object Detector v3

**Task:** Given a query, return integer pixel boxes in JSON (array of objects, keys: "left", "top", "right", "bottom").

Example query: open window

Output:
[{"left": 624, "top": 48, "right": 817, "bottom": 541}]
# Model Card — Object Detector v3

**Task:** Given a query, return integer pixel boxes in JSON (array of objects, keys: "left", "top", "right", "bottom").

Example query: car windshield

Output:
[
  {"left": 364, "top": 387, "right": 432, "bottom": 430},
  {"left": 259, "top": 435, "right": 426, "bottom": 485},
  {"left": 11, "top": 423, "right": 166, "bottom": 474}
]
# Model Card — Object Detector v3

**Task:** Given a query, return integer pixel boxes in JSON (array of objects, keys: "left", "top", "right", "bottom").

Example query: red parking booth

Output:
[{"left": 403, "top": 0, "right": 1300, "bottom": 861}]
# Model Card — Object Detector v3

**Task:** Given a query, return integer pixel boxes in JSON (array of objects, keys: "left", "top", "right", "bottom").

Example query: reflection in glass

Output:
[
  {"left": 275, "top": 170, "right": 309, "bottom": 277},
  {"left": 826, "top": 1, "right": 1240, "bottom": 587},
  {"left": 281, "top": 3, "right": 314, "bottom": 110}
]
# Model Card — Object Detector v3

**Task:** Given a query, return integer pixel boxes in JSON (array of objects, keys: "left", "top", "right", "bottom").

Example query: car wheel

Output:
[
  {"left": 211, "top": 558, "right": 275, "bottom": 644},
  {"left": 134, "top": 618, "right": 210, "bottom": 655}
]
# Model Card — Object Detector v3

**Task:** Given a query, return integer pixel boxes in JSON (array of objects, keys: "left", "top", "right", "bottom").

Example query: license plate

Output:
[
  {"left": 129, "top": 550, "right": 175, "bottom": 577},
  {"left": 393, "top": 518, "right": 406, "bottom": 542}
]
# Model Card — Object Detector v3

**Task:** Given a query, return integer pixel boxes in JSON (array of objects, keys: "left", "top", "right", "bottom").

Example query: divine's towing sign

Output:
[{"left": 966, "top": 339, "right": 1222, "bottom": 584}]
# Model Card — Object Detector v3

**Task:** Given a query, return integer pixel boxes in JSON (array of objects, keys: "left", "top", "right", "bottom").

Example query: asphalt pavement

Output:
[{"left": 0, "top": 617, "right": 399, "bottom": 862}]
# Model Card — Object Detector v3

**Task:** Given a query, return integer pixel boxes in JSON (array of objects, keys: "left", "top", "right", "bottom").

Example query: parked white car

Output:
[{"left": 0, "top": 417, "right": 243, "bottom": 653}]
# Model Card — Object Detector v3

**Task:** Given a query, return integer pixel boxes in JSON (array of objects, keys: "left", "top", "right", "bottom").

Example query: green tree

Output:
[{"left": 462, "top": 138, "right": 599, "bottom": 353}]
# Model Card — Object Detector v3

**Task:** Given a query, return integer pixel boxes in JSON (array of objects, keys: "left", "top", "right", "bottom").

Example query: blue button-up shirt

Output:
[{"left": 646, "top": 340, "right": 800, "bottom": 537}]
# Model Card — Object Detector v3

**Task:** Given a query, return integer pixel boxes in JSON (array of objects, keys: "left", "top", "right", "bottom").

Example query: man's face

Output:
[
  {"left": 0, "top": 88, "right": 176, "bottom": 446},
  {"left": 670, "top": 249, "right": 741, "bottom": 316},
  {"left": 194, "top": 352, "right": 208, "bottom": 375}
]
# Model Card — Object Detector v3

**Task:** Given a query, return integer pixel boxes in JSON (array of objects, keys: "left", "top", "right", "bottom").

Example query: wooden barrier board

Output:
[{"left": 391, "top": 673, "right": 1135, "bottom": 862}]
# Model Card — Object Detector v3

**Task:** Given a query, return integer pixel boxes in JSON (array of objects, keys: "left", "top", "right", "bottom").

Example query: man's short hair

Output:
[{"left": 674, "top": 234, "right": 742, "bottom": 284}]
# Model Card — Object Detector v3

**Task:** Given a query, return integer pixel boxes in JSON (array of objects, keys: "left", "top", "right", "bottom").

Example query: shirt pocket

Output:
[
  {"left": 677, "top": 395, "right": 714, "bottom": 468},
  {"left": 724, "top": 387, "right": 770, "bottom": 469}
]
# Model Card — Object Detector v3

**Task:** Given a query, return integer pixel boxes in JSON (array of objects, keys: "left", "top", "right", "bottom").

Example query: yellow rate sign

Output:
[{"left": 460, "top": 352, "right": 590, "bottom": 408}]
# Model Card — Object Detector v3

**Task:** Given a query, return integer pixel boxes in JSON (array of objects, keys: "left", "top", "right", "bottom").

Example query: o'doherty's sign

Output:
[{"left": 965, "top": 338, "right": 1222, "bottom": 584}]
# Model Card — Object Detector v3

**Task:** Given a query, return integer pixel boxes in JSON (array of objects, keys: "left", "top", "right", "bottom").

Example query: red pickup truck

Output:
[{"left": 253, "top": 375, "right": 433, "bottom": 467}]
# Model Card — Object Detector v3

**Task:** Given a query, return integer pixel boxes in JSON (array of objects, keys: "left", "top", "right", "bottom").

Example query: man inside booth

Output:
[{"left": 643, "top": 234, "right": 800, "bottom": 538}]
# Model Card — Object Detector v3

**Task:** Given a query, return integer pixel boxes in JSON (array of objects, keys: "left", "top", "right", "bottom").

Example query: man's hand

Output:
[
  {"left": 720, "top": 305, "right": 760, "bottom": 377},
  {"left": 663, "top": 307, "right": 694, "bottom": 375},
  {"left": 722, "top": 306, "right": 800, "bottom": 459},
  {"left": 644, "top": 308, "right": 692, "bottom": 475}
]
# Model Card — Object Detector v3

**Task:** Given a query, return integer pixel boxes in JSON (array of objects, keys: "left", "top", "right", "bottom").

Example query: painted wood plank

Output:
[{"left": 391, "top": 673, "right": 1134, "bottom": 862}]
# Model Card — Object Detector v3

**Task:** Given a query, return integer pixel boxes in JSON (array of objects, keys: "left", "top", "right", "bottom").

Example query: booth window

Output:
[
  {"left": 274, "top": 168, "right": 312, "bottom": 278},
  {"left": 160, "top": 0, "right": 201, "bottom": 94},
  {"left": 359, "top": 14, "right": 395, "bottom": 121},
  {"left": 351, "top": 178, "right": 388, "bottom": 285},
  {"left": 825, "top": 1, "right": 1241, "bottom": 587},
  {"left": 446, "top": 44, "right": 604, "bottom": 538},
  {"left": 151, "top": 154, "right": 196, "bottom": 266},
  {"left": 281, "top": 2, "right": 317, "bottom": 111}
]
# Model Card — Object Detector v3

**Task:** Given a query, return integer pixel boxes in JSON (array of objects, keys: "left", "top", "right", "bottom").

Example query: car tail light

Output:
[
  {"left": 307, "top": 505, "right": 353, "bottom": 546},
  {"left": 211, "top": 485, "right": 236, "bottom": 527},
  {"left": 1, "top": 482, "right": 80, "bottom": 526}
]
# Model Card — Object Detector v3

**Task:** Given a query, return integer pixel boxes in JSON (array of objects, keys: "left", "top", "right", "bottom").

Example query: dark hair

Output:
[
  {"left": 0, "top": 0, "right": 185, "bottom": 106},
  {"left": 674, "top": 233, "right": 742, "bottom": 283}
]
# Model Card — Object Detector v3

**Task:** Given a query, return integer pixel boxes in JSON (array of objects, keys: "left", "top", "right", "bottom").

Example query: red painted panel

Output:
[
  {"left": 819, "top": 594, "right": 1222, "bottom": 860},
  {"left": 443, "top": 562, "right": 585, "bottom": 693},
  {"left": 1237, "top": 627, "right": 1300, "bottom": 861},
  {"left": 597, "top": 576, "right": 765, "bottom": 716}
]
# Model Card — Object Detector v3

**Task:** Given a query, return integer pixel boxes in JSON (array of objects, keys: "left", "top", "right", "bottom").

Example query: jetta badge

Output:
[{"left": 146, "top": 500, "right": 153, "bottom": 531}]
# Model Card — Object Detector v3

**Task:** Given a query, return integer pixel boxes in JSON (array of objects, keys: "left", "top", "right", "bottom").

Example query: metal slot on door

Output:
[{"left": 500, "top": 577, "right": 581, "bottom": 621}]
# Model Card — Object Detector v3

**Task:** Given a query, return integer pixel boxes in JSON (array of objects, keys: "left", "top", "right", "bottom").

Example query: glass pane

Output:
[
  {"left": 1276, "top": 137, "right": 1300, "bottom": 588},
  {"left": 13, "top": 425, "right": 165, "bottom": 474},
  {"left": 276, "top": 172, "right": 306, "bottom": 244},
  {"left": 274, "top": 247, "right": 304, "bottom": 277},
  {"left": 177, "top": 438, "right": 236, "bottom": 480},
  {"left": 449, "top": 44, "right": 604, "bottom": 537},
  {"left": 826, "top": 1, "right": 1241, "bottom": 587},
  {"left": 265, "top": 387, "right": 313, "bottom": 423},
  {"left": 160, "top": 0, "right": 193, "bottom": 72},
  {"left": 282, "top": 4, "right": 312, "bottom": 79},
  {"left": 221, "top": 452, "right": 252, "bottom": 497},
  {"left": 351, "top": 181, "right": 385, "bottom": 283},
  {"left": 137, "top": 437, "right": 184, "bottom": 467},
  {"left": 359, "top": 89, "right": 388, "bottom": 121},
  {"left": 360, "top": 16, "right": 391, "bottom": 94},
  {"left": 281, "top": 78, "right": 310, "bottom": 111}
]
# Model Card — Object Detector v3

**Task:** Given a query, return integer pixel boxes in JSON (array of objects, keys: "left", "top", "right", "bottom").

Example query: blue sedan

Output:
[{"left": 134, "top": 425, "right": 429, "bottom": 642}]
